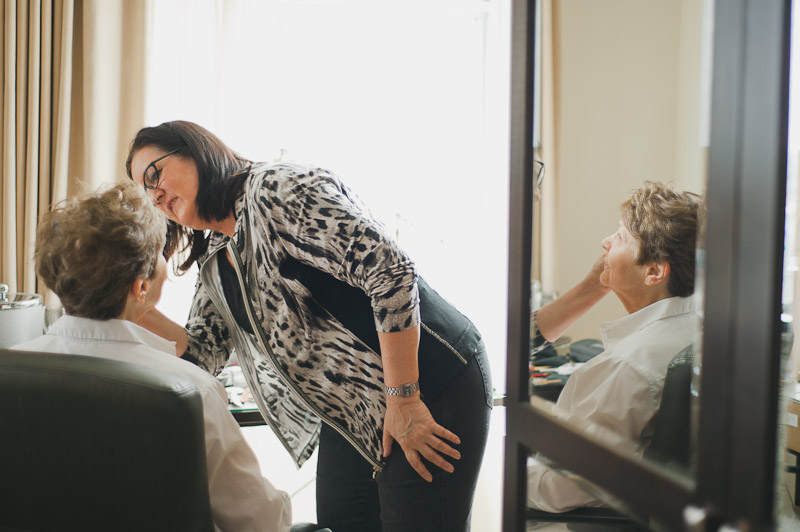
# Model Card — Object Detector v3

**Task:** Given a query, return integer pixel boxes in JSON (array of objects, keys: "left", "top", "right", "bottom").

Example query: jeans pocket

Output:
[{"left": 473, "top": 341, "right": 493, "bottom": 408}]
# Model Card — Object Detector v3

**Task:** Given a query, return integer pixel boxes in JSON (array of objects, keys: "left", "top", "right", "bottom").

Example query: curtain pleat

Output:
[
  {"left": 2, "top": 1, "right": 18, "bottom": 293},
  {"left": 36, "top": 0, "right": 52, "bottom": 243},
  {"left": 14, "top": 1, "right": 27, "bottom": 293},
  {"left": 51, "top": 0, "right": 73, "bottom": 212},
  {"left": 22, "top": 0, "right": 41, "bottom": 295},
  {"left": 539, "top": 0, "right": 559, "bottom": 297},
  {"left": 530, "top": 0, "right": 558, "bottom": 297},
  {"left": 1, "top": 0, "right": 148, "bottom": 308}
]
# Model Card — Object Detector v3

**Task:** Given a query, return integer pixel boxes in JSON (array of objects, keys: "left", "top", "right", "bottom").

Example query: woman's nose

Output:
[
  {"left": 601, "top": 236, "right": 611, "bottom": 250},
  {"left": 148, "top": 188, "right": 163, "bottom": 205}
]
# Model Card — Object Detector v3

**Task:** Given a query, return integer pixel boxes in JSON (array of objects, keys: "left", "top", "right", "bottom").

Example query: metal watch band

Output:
[{"left": 384, "top": 381, "right": 420, "bottom": 397}]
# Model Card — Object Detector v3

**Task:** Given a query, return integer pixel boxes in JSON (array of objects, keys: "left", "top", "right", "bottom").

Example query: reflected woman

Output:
[{"left": 527, "top": 181, "right": 702, "bottom": 512}]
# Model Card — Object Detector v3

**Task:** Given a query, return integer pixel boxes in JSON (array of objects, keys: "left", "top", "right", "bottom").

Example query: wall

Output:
[{"left": 550, "top": 0, "right": 708, "bottom": 341}]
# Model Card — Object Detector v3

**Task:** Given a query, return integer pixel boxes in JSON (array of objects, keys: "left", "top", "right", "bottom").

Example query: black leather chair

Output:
[
  {"left": 0, "top": 349, "right": 331, "bottom": 532},
  {"left": 0, "top": 349, "right": 214, "bottom": 532},
  {"left": 526, "top": 344, "right": 695, "bottom": 530},
  {"left": 643, "top": 344, "right": 695, "bottom": 471}
]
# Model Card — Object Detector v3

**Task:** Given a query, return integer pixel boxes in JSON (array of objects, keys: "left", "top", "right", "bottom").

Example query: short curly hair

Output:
[
  {"left": 35, "top": 181, "right": 167, "bottom": 320},
  {"left": 621, "top": 181, "right": 702, "bottom": 298}
]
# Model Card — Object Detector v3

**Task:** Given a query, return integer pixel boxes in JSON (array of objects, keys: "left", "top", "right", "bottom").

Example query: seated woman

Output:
[
  {"left": 527, "top": 181, "right": 702, "bottom": 512},
  {"left": 13, "top": 182, "right": 292, "bottom": 532}
]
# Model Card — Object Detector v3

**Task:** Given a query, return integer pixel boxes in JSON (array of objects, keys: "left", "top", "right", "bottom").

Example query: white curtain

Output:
[
  {"left": 146, "top": 0, "right": 512, "bottom": 372},
  {"left": 537, "top": 0, "right": 559, "bottom": 298}
]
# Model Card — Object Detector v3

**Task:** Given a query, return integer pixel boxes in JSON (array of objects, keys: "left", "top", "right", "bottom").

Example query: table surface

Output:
[{"left": 230, "top": 393, "right": 508, "bottom": 426}]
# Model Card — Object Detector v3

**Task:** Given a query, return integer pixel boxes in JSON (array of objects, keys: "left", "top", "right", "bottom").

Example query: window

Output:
[
  {"left": 146, "top": 2, "right": 512, "bottom": 527},
  {"left": 149, "top": 0, "right": 512, "bottom": 383}
]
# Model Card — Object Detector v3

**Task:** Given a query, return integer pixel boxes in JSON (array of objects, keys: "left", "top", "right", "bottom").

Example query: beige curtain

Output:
[
  {"left": 536, "top": 0, "right": 559, "bottom": 298},
  {"left": 1, "top": 0, "right": 149, "bottom": 306}
]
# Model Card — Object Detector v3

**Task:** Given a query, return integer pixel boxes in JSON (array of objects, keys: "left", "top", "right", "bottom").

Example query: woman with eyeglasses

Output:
[{"left": 126, "top": 120, "right": 491, "bottom": 532}]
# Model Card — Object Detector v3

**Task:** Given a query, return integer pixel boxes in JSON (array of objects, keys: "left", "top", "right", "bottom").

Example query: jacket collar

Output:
[{"left": 203, "top": 164, "right": 259, "bottom": 264}]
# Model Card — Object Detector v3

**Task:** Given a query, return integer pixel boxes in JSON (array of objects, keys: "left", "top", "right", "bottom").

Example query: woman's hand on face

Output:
[
  {"left": 382, "top": 395, "right": 461, "bottom": 482},
  {"left": 589, "top": 252, "right": 612, "bottom": 294}
]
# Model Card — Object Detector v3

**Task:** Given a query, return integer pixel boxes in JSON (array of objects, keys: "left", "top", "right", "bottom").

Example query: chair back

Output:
[
  {"left": 0, "top": 349, "right": 214, "bottom": 532},
  {"left": 526, "top": 344, "right": 696, "bottom": 530},
  {"left": 644, "top": 344, "right": 695, "bottom": 469}
]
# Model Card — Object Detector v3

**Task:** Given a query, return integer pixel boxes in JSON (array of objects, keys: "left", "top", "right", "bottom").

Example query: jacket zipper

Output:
[
  {"left": 199, "top": 245, "right": 300, "bottom": 465},
  {"left": 226, "top": 241, "right": 384, "bottom": 472}
]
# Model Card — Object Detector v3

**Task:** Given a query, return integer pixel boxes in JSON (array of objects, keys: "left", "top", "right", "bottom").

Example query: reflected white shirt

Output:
[
  {"left": 527, "top": 296, "right": 699, "bottom": 513},
  {"left": 14, "top": 316, "right": 292, "bottom": 532}
]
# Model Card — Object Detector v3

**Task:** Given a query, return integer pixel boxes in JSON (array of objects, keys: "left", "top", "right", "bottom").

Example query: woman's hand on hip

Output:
[{"left": 382, "top": 394, "right": 461, "bottom": 482}]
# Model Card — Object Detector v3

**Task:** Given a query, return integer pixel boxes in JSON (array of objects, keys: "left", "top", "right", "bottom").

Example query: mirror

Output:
[{"left": 525, "top": 0, "right": 714, "bottom": 515}]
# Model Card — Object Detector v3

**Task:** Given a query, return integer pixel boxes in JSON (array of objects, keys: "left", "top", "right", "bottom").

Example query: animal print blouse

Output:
[{"left": 182, "top": 162, "right": 422, "bottom": 468}]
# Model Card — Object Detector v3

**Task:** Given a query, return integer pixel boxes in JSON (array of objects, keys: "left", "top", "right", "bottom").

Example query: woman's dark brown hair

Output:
[{"left": 125, "top": 120, "right": 251, "bottom": 271}]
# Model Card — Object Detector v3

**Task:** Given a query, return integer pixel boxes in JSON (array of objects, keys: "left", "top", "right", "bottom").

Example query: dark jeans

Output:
[{"left": 316, "top": 344, "right": 492, "bottom": 532}]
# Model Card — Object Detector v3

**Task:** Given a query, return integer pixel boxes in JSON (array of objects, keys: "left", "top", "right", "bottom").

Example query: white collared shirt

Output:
[
  {"left": 528, "top": 296, "right": 699, "bottom": 513},
  {"left": 14, "top": 316, "right": 292, "bottom": 532}
]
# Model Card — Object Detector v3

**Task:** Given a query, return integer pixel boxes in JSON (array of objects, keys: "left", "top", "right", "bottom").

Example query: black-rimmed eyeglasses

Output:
[
  {"left": 142, "top": 148, "right": 182, "bottom": 192},
  {"left": 534, "top": 160, "right": 545, "bottom": 189}
]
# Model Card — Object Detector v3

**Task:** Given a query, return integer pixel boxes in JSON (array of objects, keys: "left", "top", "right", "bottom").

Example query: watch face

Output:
[{"left": 401, "top": 382, "right": 419, "bottom": 396}]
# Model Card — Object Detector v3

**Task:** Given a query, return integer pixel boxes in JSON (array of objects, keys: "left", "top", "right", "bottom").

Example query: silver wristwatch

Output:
[{"left": 384, "top": 381, "right": 420, "bottom": 397}]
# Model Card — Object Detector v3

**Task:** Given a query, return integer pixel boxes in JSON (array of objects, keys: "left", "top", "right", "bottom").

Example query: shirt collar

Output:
[
  {"left": 46, "top": 316, "right": 177, "bottom": 356},
  {"left": 599, "top": 296, "right": 696, "bottom": 351}
]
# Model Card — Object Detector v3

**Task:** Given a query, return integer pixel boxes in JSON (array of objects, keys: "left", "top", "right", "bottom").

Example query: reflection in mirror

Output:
[{"left": 525, "top": 0, "right": 713, "bottom": 519}]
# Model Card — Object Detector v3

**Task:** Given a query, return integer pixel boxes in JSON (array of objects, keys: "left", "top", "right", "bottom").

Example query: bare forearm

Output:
[
  {"left": 378, "top": 325, "right": 461, "bottom": 480},
  {"left": 137, "top": 308, "right": 189, "bottom": 356},
  {"left": 378, "top": 326, "right": 420, "bottom": 387},
  {"left": 536, "top": 267, "right": 609, "bottom": 342}
]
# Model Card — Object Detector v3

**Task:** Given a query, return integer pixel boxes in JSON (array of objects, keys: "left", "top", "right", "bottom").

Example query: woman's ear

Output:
[
  {"left": 644, "top": 262, "right": 670, "bottom": 287},
  {"left": 130, "top": 277, "right": 150, "bottom": 304}
]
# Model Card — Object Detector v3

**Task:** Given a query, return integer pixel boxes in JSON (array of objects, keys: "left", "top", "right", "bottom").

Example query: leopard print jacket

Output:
[{"left": 183, "top": 162, "right": 421, "bottom": 468}]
